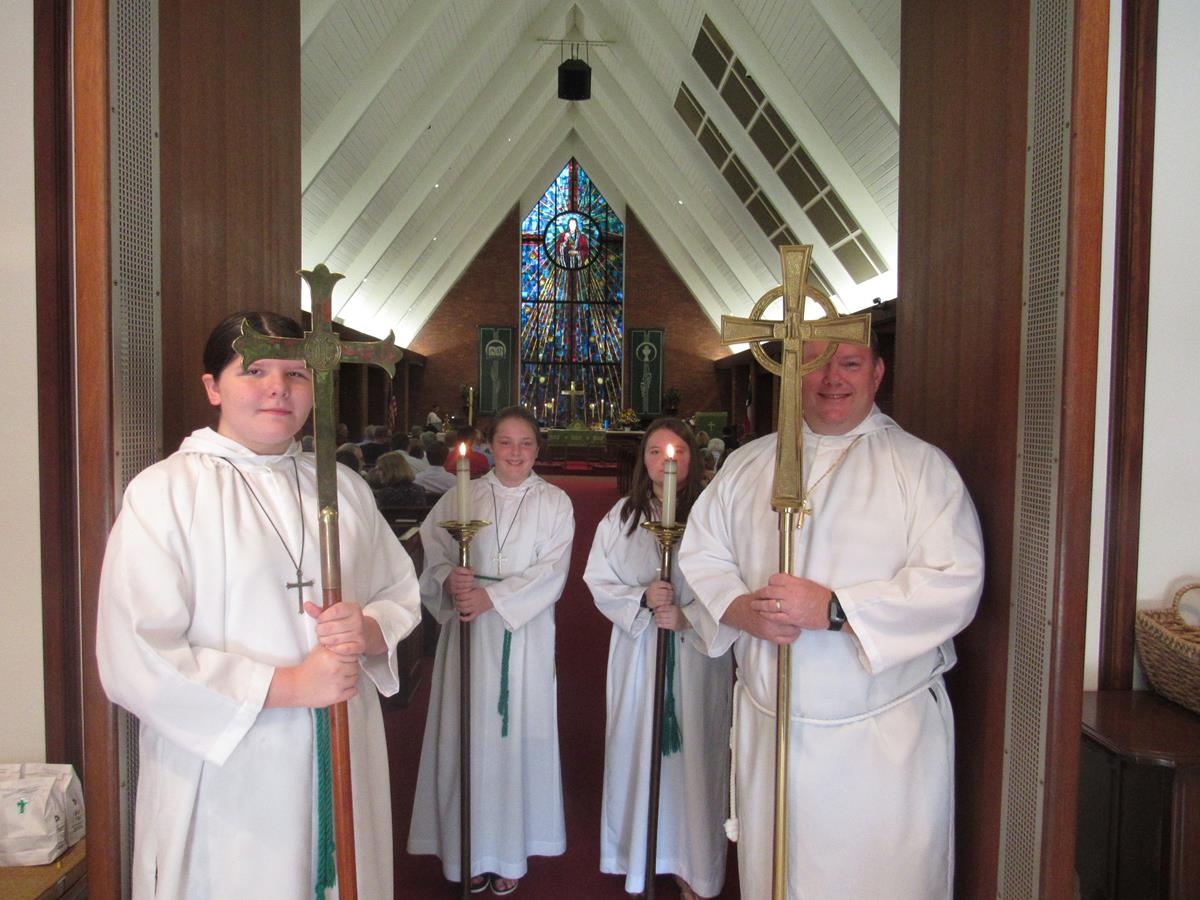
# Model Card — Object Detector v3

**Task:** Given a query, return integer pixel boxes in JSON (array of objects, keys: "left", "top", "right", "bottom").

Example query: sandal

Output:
[
  {"left": 491, "top": 876, "right": 519, "bottom": 896},
  {"left": 470, "top": 874, "right": 492, "bottom": 893},
  {"left": 674, "top": 876, "right": 700, "bottom": 900}
]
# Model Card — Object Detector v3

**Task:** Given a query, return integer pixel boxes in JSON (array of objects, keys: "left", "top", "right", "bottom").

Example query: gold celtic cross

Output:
[{"left": 721, "top": 245, "right": 872, "bottom": 512}]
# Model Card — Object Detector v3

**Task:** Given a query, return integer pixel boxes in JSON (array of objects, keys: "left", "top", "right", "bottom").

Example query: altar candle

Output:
[
  {"left": 661, "top": 443, "right": 677, "bottom": 527},
  {"left": 456, "top": 442, "right": 471, "bottom": 522}
]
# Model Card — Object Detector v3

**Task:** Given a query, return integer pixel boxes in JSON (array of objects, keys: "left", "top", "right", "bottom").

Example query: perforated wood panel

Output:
[
  {"left": 997, "top": 0, "right": 1074, "bottom": 895},
  {"left": 109, "top": 0, "right": 160, "bottom": 895}
]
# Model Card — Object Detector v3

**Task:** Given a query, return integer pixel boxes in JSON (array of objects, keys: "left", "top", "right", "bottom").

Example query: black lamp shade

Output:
[{"left": 558, "top": 58, "right": 591, "bottom": 101}]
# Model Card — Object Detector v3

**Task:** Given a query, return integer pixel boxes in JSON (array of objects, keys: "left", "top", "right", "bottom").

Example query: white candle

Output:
[
  {"left": 456, "top": 442, "right": 471, "bottom": 522},
  {"left": 661, "top": 443, "right": 677, "bottom": 527}
]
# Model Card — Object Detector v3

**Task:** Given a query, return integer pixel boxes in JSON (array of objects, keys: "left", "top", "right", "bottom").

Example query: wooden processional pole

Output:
[
  {"left": 235, "top": 265, "right": 403, "bottom": 900},
  {"left": 436, "top": 518, "right": 488, "bottom": 900},
  {"left": 638, "top": 520, "right": 686, "bottom": 899},
  {"left": 720, "top": 245, "right": 871, "bottom": 899}
]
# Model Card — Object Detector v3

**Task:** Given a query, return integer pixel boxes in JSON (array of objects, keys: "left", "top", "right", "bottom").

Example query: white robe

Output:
[
  {"left": 584, "top": 501, "right": 732, "bottom": 896},
  {"left": 97, "top": 428, "right": 421, "bottom": 900},
  {"left": 407, "top": 470, "right": 574, "bottom": 880},
  {"left": 678, "top": 409, "right": 984, "bottom": 900}
]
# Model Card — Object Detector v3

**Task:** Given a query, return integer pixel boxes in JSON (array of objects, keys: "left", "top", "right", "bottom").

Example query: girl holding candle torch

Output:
[
  {"left": 409, "top": 406, "right": 575, "bottom": 896},
  {"left": 583, "top": 418, "right": 733, "bottom": 898}
]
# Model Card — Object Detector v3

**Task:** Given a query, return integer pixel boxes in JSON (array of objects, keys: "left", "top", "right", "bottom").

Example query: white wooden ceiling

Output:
[{"left": 301, "top": 0, "right": 901, "bottom": 345}]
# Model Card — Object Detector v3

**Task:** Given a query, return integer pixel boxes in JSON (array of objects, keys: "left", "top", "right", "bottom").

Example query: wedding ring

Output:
[{"left": 775, "top": 599, "right": 782, "bottom": 612}]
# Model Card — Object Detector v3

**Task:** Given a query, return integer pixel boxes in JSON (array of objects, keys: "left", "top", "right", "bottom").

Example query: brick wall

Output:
[{"left": 407, "top": 206, "right": 726, "bottom": 432}]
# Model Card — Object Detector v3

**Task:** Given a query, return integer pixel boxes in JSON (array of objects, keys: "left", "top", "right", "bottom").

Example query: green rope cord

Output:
[
  {"left": 660, "top": 635, "right": 683, "bottom": 757},
  {"left": 314, "top": 708, "right": 337, "bottom": 899},
  {"left": 497, "top": 630, "right": 513, "bottom": 737}
]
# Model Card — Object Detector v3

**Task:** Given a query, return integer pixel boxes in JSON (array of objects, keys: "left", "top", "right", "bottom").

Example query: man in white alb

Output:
[{"left": 679, "top": 338, "right": 984, "bottom": 900}]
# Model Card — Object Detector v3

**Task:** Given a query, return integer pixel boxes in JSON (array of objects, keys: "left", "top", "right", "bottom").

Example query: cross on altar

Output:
[
  {"left": 721, "top": 244, "right": 872, "bottom": 513},
  {"left": 560, "top": 380, "right": 586, "bottom": 420}
]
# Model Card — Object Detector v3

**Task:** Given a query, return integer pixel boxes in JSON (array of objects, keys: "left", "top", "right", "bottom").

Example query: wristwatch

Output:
[{"left": 827, "top": 592, "right": 847, "bottom": 631}]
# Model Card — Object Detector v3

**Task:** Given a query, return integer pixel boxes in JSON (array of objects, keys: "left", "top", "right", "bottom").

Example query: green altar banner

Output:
[
  {"left": 479, "top": 326, "right": 514, "bottom": 414},
  {"left": 629, "top": 328, "right": 664, "bottom": 417}
]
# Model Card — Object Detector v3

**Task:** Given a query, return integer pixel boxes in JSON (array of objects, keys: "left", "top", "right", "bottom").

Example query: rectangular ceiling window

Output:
[
  {"left": 834, "top": 241, "right": 877, "bottom": 283},
  {"left": 698, "top": 123, "right": 730, "bottom": 167},
  {"left": 747, "top": 194, "right": 783, "bottom": 236},
  {"left": 805, "top": 197, "right": 850, "bottom": 245},
  {"left": 693, "top": 28, "right": 727, "bottom": 88},
  {"left": 721, "top": 73, "right": 758, "bottom": 127},
  {"left": 722, "top": 156, "right": 755, "bottom": 202},
  {"left": 778, "top": 156, "right": 820, "bottom": 206},
  {"left": 749, "top": 115, "right": 789, "bottom": 166},
  {"left": 690, "top": 15, "right": 890, "bottom": 287},
  {"left": 674, "top": 89, "right": 703, "bottom": 135}
]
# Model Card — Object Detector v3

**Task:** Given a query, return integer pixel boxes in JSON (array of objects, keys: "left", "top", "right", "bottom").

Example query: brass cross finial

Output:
[{"left": 721, "top": 245, "right": 872, "bottom": 511}]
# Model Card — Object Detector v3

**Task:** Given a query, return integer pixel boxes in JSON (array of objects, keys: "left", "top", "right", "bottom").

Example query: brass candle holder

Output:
[{"left": 437, "top": 517, "right": 489, "bottom": 900}]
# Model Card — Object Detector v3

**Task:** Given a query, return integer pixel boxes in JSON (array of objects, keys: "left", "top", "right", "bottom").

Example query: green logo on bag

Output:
[{"left": 16, "top": 798, "right": 27, "bottom": 814}]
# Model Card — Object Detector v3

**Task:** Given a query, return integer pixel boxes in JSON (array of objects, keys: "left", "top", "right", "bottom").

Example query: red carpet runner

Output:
[{"left": 384, "top": 475, "right": 739, "bottom": 898}]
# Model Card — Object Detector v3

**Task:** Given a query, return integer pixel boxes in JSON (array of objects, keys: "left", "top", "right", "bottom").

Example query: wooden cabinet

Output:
[{"left": 1076, "top": 691, "right": 1200, "bottom": 899}]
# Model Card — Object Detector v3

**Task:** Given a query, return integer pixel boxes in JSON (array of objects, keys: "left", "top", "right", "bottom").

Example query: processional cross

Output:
[
  {"left": 720, "top": 245, "right": 871, "bottom": 900},
  {"left": 234, "top": 264, "right": 401, "bottom": 900}
]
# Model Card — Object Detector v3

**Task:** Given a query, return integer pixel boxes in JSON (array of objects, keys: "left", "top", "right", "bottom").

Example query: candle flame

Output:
[
  {"left": 459, "top": 442, "right": 467, "bottom": 455},
  {"left": 666, "top": 443, "right": 675, "bottom": 460}
]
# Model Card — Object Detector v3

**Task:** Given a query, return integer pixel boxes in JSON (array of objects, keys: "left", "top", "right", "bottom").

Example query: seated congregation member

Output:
[
  {"left": 368, "top": 450, "right": 431, "bottom": 507},
  {"left": 584, "top": 418, "right": 732, "bottom": 900},
  {"left": 408, "top": 406, "right": 574, "bottom": 896},
  {"left": 96, "top": 311, "right": 421, "bottom": 899},
  {"left": 443, "top": 424, "right": 491, "bottom": 477},
  {"left": 360, "top": 424, "right": 390, "bottom": 467},
  {"left": 678, "top": 339, "right": 984, "bottom": 900},
  {"left": 394, "top": 431, "right": 431, "bottom": 473},
  {"left": 338, "top": 441, "right": 365, "bottom": 474},
  {"left": 415, "top": 441, "right": 456, "bottom": 495}
]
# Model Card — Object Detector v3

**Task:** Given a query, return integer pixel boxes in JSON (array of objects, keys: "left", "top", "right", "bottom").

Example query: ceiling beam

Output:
[
  {"left": 618, "top": 0, "right": 861, "bottom": 301},
  {"left": 574, "top": 117, "right": 738, "bottom": 330},
  {"left": 320, "top": 54, "right": 559, "bottom": 296},
  {"left": 580, "top": 0, "right": 781, "bottom": 277},
  {"left": 805, "top": 0, "right": 900, "bottom": 125},
  {"left": 302, "top": 0, "right": 444, "bottom": 190},
  {"left": 589, "top": 64, "right": 770, "bottom": 302},
  {"left": 695, "top": 0, "right": 898, "bottom": 260},
  {"left": 374, "top": 105, "right": 575, "bottom": 326},
  {"left": 369, "top": 110, "right": 573, "bottom": 344},
  {"left": 305, "top": 0, "right": 566, "bottom": 260},
  {"left": 300, "top": 0, "right": 338, "bottom": 48}
]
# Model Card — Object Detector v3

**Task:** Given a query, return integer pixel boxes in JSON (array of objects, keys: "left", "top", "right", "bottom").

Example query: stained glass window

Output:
[{"left": 520, "top": 158, "right": 624, "bottom": 427}]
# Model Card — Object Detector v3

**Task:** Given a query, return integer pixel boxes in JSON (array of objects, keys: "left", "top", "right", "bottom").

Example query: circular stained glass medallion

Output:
[{"left": 543, "top": 210, "right": 599, "bottom": 270}]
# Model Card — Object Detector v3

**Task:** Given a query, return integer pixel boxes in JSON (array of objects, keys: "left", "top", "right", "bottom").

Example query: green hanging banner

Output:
[
  {"left": 478, "top": 326, "right": 514, "bottom": 414},
  {"left": 628, "top": 328, "right": 664, "bottom": 417}
]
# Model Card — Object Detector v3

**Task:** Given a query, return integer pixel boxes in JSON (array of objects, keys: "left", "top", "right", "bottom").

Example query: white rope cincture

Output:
[{"left": 724, "top": 674, "right": 742, "bottom": 841}]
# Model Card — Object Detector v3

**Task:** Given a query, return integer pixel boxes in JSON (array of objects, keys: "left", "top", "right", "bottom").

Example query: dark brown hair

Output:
[
  {"left": 486, "top": 406, "right": 546, "bottom": 453},
  {"left": 203, "top": 310, "right": 304, "bottom": 378},
  {"left": 619, "top": 417, "right": 704, "bottom": 535}
]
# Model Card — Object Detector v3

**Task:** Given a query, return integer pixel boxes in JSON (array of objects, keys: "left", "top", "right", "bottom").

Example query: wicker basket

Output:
[{"left": 1135, "top": 581, "right": 1200, "bottom": 715}]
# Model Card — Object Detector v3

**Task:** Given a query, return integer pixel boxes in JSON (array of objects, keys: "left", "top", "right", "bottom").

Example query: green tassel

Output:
[
  {"left": 497, "top": 630, "right": 512, "bottom": 738},
  {"left": 661, "top": 636, "right": 683, "bottom": 757},
  {"left": 313, "top": 708, "right": 337, "bottom": 898}
]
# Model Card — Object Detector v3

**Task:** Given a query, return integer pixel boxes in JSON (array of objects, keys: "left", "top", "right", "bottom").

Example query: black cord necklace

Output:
[
  {"left": 489, "top": 482, "right": 531, "bottom": 577},
  {"left": 225, "top": 456, "right": 312, "bottom": 612}
]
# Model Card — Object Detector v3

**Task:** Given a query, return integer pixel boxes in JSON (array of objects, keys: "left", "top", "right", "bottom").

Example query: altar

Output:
[{"left": 539, "top": 427, "right": 644, "bottom": 492}]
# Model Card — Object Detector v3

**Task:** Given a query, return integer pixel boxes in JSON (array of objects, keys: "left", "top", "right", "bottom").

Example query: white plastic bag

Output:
[
  {"left": 18, "top": 764, "right": 85, "bottom": 845},
  {"left": 0, "top": 777, "right": 67, "bottom": 866}
]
